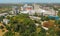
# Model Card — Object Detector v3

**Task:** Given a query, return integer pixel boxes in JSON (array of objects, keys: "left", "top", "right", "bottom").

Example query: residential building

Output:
[{"left": 3, "top": 18, "right": 9, "bottom": 24}]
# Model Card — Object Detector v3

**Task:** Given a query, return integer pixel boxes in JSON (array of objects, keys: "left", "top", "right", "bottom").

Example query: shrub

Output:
[
  {"left": 3, "top": 31, "right": 14, "bottom": 36},
  {"left": 0, "top": 25, "right": 4, "bottom": 29},
  {"left": 2, "top": 29, "right": 5, "bottom": 32}
]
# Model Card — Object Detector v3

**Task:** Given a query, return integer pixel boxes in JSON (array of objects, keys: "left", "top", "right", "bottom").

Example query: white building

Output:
[
  {"left": 20, "top": 4, "right": 57, "bottom": 16},
  {"left": 34, "top": 8, "right": 56, "bottom": 16},
  {"left": 28, "top": 10, "right": 35, "bottom": 15},
  {"left": 20, "top": 11, "right": 29, "bottom": 14},
  {"left": 33, "top": 4, "right": 57, "bottom": 16},
  {"left": 29, "top": 16, "right": 41, "bottom": 20},
  {"left": 0, "top": 13, "right": 8, "bottom": 16},
  {"left": 33, "top": 4, "right": 40, "bottom": 12},
  {"left": 3, "top": 18, "right": 9, "bottom": 24}
]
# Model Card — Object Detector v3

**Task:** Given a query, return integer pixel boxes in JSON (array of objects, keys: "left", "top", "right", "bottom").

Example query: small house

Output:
[{"left": 3, "top": 18, "right": 9, "bottom": 24}]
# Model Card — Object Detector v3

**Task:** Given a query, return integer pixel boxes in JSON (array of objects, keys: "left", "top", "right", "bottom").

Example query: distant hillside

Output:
[
  {"left": 0, "top": 3, "right": 23, "bottom": 7},
  {"left": 0, "top": 3, "right": 60, "bottom": 8}
]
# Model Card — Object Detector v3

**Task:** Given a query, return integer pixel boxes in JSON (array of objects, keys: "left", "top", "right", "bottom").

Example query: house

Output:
[{"left": 3, "top": 18, "right": 9, "bottom": 24}]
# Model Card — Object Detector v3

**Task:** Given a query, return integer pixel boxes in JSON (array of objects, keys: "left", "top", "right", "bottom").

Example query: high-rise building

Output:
[
  {"left": 33, "top": 4, "right": 40, "bottom": 11},
  {"left": 12, "top": 6, "right": 19, "bottom": 15}
]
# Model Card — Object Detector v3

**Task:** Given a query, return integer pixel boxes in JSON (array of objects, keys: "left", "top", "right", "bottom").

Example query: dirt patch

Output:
[{"left": 0, "top": 23, "right": 8, "bottom": 36}]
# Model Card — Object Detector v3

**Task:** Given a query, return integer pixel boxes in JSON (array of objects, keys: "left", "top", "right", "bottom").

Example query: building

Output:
[
  {"left": 20, "top": 4, "right": 58, "bottom": 16},
  {"left": 34, "top": 8, "right": 57, "bottom": 16},
  {"left": 20, "top": 4, "right": 33, "bottom": 11},
  {"left": 20, "top": 4, "right": 34, "bottom": 15},
  {"left": 0, "top": 13, "right": 8, "bottom": 17},
  {"left": 33, "top": 4, "right": 40, "bottom": 11},
  {"left": 29, "top": 16, "right": 41, "bottom": 20},
  {"left": 12, "top": 6, "right": 19, "bottom": 15},
  {"left": 3, "top": 18, "right": 9, "bottom": 24},
  {"left": 33, "top": 4, "right": 57, "bottom": 16}
]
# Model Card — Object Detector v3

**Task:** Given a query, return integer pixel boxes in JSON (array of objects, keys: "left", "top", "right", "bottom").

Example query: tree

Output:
[
  {"left": 3, "top": 31, "right": 14, "bottom": 36},
  {"left": 58, "top": 10, "right": 60, "bottom": 17},
  {"left": 0, "top": 16, "right": 5, "bottom": 22},
  {"left": 6, "top": 14, "right": 36, "bottom": 36},
  {"left": 56, "top": 30, "right": 60, "bottom": 36},
  {"left": 44, "top": 16, "right": 49, "bottom": 21}
]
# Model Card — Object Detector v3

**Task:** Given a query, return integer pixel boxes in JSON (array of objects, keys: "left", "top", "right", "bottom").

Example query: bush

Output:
[
  {"left": 2, "top": 29, "right": 5, "bottom": 32},
  {"left": 0, "top": 25, "right": 4, "bottom": 29},
  {"left": 56, "top": 31, "right": 60, "bottom": 36},
  {"left": 3, "top": 31, "right": 14, "bottom": 36},
  {"left": 5, "top": 25, "right": 11, "bottom": 31}
]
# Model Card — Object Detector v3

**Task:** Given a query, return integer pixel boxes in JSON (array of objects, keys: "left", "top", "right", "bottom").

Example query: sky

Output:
[{"left": 0, "top": 0, "right": 60, "bottom": 3}]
